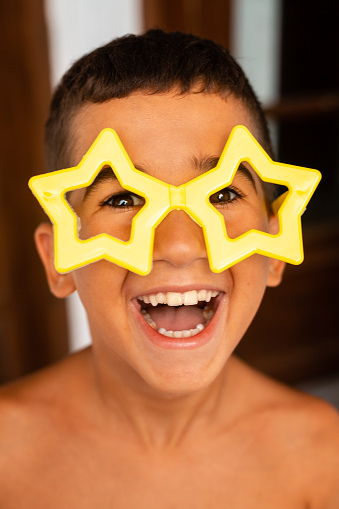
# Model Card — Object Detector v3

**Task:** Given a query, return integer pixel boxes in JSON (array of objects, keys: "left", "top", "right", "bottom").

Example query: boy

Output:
[{"left": 0, "top": 29, "right": 338, "bottom": 508}]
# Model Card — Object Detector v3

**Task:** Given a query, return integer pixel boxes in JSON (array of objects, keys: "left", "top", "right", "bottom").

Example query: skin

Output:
[{"left": 0, "top": 92, "right": 338, "bottom": 508}]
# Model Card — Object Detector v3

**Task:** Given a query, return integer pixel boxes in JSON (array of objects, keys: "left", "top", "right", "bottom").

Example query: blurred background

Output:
[{"left": 0, "top": 0, "right": 338, "bottom": 406}]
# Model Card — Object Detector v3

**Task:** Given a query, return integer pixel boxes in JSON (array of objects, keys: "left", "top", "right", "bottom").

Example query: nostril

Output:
[{"left": 153, "top": 210, "right": 207, "bottom": 267}]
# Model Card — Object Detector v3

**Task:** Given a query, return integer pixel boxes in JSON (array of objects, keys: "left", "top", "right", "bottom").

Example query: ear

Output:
[
  {"left": 266, "top": 215, "right": 286, "bottom": 287},
  {"left": 34, "top": 223, "right": 76, "bottom": 298}
]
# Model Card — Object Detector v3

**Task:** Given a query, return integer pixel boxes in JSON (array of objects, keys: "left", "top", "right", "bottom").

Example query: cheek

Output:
[
  {"left": 79, "top": 215, "right": 134, "bottom": 242},
  {"left": 219, "top": 202, "right": 269, "bottom": 240},
  {"left": 227, "top": 254, "right": 270, "bottom": 338},
  {"left": 72, "top": 261, "right": 128, "bottom": 316},
  {"left": 72, "top": 262, "right": 141, "bottom": 366}
]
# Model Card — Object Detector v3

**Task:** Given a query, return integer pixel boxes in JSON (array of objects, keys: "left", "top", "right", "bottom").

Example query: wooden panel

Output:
[
  {"left": 0, "top": 0, "right": 69, "bottom": 383},
  {"left": 265, "top": 93, "right": 339, "bottom": 121},
  {"left": 143, "top": 0, "right": 232, "bottom": 48}
]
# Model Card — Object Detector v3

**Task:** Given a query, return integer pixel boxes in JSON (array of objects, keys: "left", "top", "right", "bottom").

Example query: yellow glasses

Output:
[{"left": 29, "top": 125, "right": 321, "bottom": 275}]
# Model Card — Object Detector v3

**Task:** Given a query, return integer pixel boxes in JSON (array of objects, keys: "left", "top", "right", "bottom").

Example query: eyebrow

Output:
[
  {"left": 84, "top": 166, "right": 118, "bottom": 200},
  {"left": 192, "top": 156, "right": 257, "bottom": 191},
  {"left": 237, "top": 164, "right": 258, "bottom": 191},
  {"left": 83, "top": 156, "right": 257, "bottom": 200}
]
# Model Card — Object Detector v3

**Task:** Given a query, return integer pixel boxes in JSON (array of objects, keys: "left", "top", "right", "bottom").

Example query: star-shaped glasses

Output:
[{"left": 29, "top": 125, "right": 321, "bottom": 275}]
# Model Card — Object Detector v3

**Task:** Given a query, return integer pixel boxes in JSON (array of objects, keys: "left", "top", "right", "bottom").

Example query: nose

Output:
[{"left": 152, "top": 210, "right": 207, "bottom": 268}]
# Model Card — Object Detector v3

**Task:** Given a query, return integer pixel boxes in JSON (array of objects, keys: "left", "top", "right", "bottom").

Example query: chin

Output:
[{"left": 133, "top": 349, "right": 229, "bottom": 399}]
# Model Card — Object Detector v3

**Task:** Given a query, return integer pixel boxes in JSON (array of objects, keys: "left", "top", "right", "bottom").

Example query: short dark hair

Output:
[{"left": 45, "top": 29, "right": 275, "bottom": 201}]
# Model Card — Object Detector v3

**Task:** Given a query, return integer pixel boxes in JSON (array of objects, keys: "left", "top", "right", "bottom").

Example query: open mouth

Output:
[{"left": 136, "top": 290, "right": 221, "bottom": 338}]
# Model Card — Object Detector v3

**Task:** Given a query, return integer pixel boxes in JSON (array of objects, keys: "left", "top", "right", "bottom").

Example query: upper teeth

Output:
[{"left": 137, "top": 290, "right": 219, "bottom": 307}]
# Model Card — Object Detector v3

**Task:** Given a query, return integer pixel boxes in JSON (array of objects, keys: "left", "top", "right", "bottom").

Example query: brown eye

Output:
[
  {"left": 209, "top": 188, "right": 238, "bottom": 205},
  {"left": 104, "top": 192, "right": 145, "bottom": 208}
]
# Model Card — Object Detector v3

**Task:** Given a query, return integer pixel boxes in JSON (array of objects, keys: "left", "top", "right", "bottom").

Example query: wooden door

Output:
[{"left": 0, "top": 0, "right": 68, "bottom": 383}]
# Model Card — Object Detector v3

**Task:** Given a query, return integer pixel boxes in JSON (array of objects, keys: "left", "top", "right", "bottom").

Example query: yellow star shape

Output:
[{"left": 29, "top": 126, "right": 321, "bottom": 275}]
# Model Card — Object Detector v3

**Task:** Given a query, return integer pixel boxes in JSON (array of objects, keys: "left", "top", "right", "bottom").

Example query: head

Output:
[{"left": 36, "top": 30, "right": 284, "bottom": 396}]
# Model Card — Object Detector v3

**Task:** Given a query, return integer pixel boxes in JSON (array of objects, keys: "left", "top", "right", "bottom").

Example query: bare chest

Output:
[{"left": 1, "top": 435, "right": 307, "bottom": 509}]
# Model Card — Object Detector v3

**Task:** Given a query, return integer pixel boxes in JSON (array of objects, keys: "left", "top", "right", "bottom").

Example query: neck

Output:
[{"left": 86, "top": 345, "right": 238, "bottom": 451}]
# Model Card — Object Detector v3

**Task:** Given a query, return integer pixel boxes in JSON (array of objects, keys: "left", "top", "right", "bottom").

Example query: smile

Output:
[{"left": 137, "top": 290, "right": 220, "bottom": 338}]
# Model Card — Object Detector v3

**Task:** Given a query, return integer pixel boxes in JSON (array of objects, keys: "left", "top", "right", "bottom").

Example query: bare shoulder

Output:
[
  {"left": 0, "top": 366, "right": 59, "bottom": 497},
  {"left": 232, "top": 357, "right": 339, "bottom": 507},
  {"left": 283, "top": 386, "right": 339, "bottom": 508},
  {"left": 0, "top": 349, "right": 91, "bottom": 465},
  {"left": 274, "top": 382, "right": 339, "bottom": 508},
  {"left": 0, "top": 364, "right": 61, "bottom": 438}
]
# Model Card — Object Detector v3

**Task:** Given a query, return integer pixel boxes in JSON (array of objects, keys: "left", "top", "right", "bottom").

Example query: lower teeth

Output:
[
  {"left": 158, "top": 326, "right": 204, "bottom": 338},
  {"left": 141, "top": 307, "right": 213, "bottom": 338}
]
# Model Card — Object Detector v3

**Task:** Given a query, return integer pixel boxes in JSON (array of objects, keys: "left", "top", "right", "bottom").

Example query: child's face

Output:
[{"left": 49, "top": 92, "right": 284, "bottom": 395}]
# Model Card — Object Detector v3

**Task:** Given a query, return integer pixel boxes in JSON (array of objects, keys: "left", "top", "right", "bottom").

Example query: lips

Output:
[{"left": 136, "top": 289, "right": 221, "bottom": 339}]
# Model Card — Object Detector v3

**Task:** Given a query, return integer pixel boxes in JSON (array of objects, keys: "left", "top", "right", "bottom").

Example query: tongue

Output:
[{"left": 148, "top": 305, "right": 204, "bottom": 331}]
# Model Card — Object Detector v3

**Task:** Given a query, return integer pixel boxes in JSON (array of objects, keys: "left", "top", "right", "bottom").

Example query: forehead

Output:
[{"left": 69, "top": 92, "right": 259, "bottom": 172}]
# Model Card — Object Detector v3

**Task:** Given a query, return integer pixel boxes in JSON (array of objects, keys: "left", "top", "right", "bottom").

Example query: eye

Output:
[
  {"left": 101, "top": 192, "right": 145, "bottom": 209},
  {"left": 209, "top": 186, "right": 243, "bottom": 206}
]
